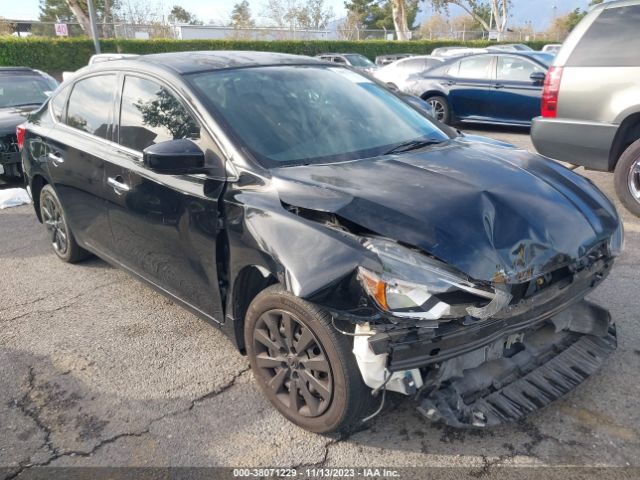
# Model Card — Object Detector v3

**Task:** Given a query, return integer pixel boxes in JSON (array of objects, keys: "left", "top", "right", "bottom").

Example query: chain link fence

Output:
[{"left": 2, "top": 20, "right": 559, "bottom": 43}]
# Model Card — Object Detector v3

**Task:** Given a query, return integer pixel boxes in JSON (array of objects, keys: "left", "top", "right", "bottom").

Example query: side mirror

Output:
[
  {"left": 143, "top": 138, "right": 207, "bottom": 175},
  {"left": 530, "top": 71, "right": 546, "bottom": 84}
]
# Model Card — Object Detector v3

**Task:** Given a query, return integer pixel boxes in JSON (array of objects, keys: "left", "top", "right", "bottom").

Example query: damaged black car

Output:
[{"left": 20, "top": 52, "right": 623, "bottom": 433}]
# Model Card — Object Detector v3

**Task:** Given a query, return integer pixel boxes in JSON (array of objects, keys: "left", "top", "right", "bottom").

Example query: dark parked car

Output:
[
  {"left": 1, "top": 67, "right": 57, "bottom": 187},
  {"left": 315, "top": 53, "right": 378, "bottom": 73},
  {"left": 405, "top": 52, "right": 553, "bottom": 125},
  {"left": 20, "top": 51, "right": 622, "bottom": 433}
]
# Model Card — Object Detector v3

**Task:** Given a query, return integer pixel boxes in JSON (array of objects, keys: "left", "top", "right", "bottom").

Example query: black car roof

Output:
[
  {"left": 126, "top": 50, "right": 324, "bottom": 74},
  {"left": 0, "top": 67, "right": 39, "bottom": 75}
]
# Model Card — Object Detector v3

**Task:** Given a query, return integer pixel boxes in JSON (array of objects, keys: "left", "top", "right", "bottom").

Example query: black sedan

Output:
[
  {"left": 404, "top": 52, "right": 554, "bottom": 126},
  {"left": 1, "top": 67, "right": 57, "bottom": 187},
  {"left": 20, "top": 51, "right": 621, "bottom": 433}
]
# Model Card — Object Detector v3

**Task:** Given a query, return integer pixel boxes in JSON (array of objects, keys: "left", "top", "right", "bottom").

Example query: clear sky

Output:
[
  {"left": 3, "top": 0, "right": 348, "bottom": 24},
  {"left": 5, "top": 0, "right": 590, "bottom": 30}
]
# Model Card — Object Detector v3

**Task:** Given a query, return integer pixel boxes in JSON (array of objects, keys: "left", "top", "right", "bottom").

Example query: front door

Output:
[
  {"left": 107, "top": 74, "right": 226, "bottom": 322},
  {"left": 44, "top": 74, "right": 118, "bottom": 254}
]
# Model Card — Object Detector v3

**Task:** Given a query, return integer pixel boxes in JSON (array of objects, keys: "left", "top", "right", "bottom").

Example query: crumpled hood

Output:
[
  {"left": 271, "top": 138, "right": 620, "bottom": 283},
  {"left": 0, "top": 106, "right": 35, "bottom": 135}
]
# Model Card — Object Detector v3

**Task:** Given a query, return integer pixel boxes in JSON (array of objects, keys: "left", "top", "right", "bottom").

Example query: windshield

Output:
[
  {"left": 0, "top": 74, "right": 55, "bottom": 108},
  {"left": 188, "top": 65, "right": 449, "bottom": 167},
  {"left": 344, "top": 54, "right": 375, "bottom": 67}
]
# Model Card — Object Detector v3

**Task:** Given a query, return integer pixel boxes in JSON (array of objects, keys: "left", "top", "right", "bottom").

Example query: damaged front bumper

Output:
[
  {"left": 417, "top": 304, "right": 616, "bottom": 427},
  {"left": 342, "top": 259, "right": 618, "bottom": 428}
]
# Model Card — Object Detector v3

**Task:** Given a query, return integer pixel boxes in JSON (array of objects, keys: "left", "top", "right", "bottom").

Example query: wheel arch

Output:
[
  {"left": 609, "top": 112, "right": 640, "bottom": 171},
  {"left": 228, "top": 264, "right": 278, "bottom": 354},
  {"left": 420, "top": 90, "right": 447, "bottom": 101},
  {"left": 30, "top": 174, "right": 49, "bottom": 223}
]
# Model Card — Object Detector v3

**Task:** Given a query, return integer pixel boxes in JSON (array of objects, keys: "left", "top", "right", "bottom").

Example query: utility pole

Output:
[{"left": 87, "top": 0, "right": 101, "bottom": 54}]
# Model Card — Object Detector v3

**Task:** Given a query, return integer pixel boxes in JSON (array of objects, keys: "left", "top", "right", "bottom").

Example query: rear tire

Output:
[
  {"left": 426, "top": 95, "right": 451, "bottom": 124},
  {"left": 39, "top": 184, "right": 89, "bottom": 263},
  {"left": 245, "top": 285, "right": 373, "bottom": 433},
  {"left": 614, "top": 138, "right": 640, "bottom": 217}
]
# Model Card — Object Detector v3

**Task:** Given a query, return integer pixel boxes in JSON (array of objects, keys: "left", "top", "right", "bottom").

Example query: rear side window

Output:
[
  {"left": 50, "top": 84, "right": 71, "bottom": 122},
  {"left": 66, "top": 75, "right": 117, "bottom": 139},
  {"left": 454, "top": 56, "right": 493, "bottom": 79},
  {"left": 118, "top": 76, "right": 200, "bottom": 152},
  {"left": 567, "top": 5, "right": 640, "bottom": 67},
  {"left": 497, "top": 56, "right": 545, "bottom": 82}
]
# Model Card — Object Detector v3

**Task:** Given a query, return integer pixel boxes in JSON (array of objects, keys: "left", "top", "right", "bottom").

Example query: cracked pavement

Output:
[{"left": 1, "top": 128, "right": 639, "bottom": 479}]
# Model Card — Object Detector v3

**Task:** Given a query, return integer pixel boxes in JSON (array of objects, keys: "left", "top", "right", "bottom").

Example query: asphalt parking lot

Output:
[{"left": 1, "top": 127, "right": 639, "bottom": 479}]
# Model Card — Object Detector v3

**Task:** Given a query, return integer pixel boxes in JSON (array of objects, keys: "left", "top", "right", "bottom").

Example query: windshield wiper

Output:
[{"left": 384, "top": 138, "right": 443, "bottom": 155}]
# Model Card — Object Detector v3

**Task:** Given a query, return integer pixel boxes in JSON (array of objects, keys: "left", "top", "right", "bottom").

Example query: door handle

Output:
[
  {"left": 107, "top": 176, "right": 130, "bottom": 194},
  {"left": 446, "top": 80, "right": 456, "bottom": 86},
  {"left": 47, "top": 152, "right": 64, "bottom": 165},
  {"left": 493, "top": 83, "right": 505, "bottom": 89}
]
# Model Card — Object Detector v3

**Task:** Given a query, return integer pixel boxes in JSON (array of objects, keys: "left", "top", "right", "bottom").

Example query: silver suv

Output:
[{"left": 531, "top": 0, "right": 640, "bottom": 216}]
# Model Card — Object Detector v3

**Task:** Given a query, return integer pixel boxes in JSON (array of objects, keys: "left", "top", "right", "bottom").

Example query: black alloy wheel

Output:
[
  {"left": 253, "top": 309, "right": 333, "bottom": 418},
  {"left": 245, "top": 285, "right": 373, "bottom": 433},
  {"left": 41, "top": 194, "right": 68, "bottom": 256},
  {"left": 39, "top": 184, "right": 89, "bottom": 263}
]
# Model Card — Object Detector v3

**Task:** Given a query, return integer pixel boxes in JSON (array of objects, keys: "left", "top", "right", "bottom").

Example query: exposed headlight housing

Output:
[{"left": 358, "top": 238, "right": 511, "bottom": 322}]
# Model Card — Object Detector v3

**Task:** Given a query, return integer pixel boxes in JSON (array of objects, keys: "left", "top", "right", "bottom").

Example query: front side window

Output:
[
  {"left": 66, "top": 74, "right": 117, "bottom": 139},
  {"left": 119, "top": 76, "right": 200, "bottom": 152},
  {"left": 496, "top": 56, "right": 544, "bottom": 82},
  {"left": 567, "top": 5, "right": 640, "bottom": 67},
  {"left": 0, "top": 74, "right": 55, "bottom": 109},
  {"left": 455, "top": 56, "right": 493, "bottom": 79},
  {"left": 188, "top": 65, "right": 449, "bottom": 167}
]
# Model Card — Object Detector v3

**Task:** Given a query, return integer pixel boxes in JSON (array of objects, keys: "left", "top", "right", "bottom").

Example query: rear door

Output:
[
  {"left": 44, "top": 74, "right": 118, "bottom": 254},
  {"left": 106, "top": 74, "right": 226, "bottom": 322},
  {"left": 488, "top": 55, "right": 545, "bottom": 124},
  {"left": 446, "top": 56, "right": 494, "bottom": 121}
]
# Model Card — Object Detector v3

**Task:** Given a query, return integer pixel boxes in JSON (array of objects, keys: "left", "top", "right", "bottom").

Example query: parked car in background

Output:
[
  {"left": 0, "top": 67, "right": 57, "bottom": 188},
  {"left": 375, "top": 53, "right": 414, "bottom": 66},
  {"left": 19, "top": 51, "right": 622, "bottom": 433},
  {"left": 62, "top": 53, "right": 139, "bottom": 81},
  {"left": 541, "top": 44, "right": 562, "bottom": 54},
  {"left": 373, "top": 55, "right": 444, "bottom": 90},
  {"left": 431, "top": 47, "right": 488, "bottom": 58},
  {"left": 405, "top": 52, "right": 552, "bottom": 125},
  {"left": 315, "top": 53, "right": 378, "bottom": 72},
  {"left": 532, "top": 0, "right": 640, "bottom": 216},
  {"left": 487, "top": 43, "right": 534, "bottom": 52}
]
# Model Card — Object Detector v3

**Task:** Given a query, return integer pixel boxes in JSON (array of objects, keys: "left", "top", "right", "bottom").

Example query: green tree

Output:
[
  {"left": 429, "top": 0, "right": 510, "bottom": 32},
  {"left": 168, "top": 5, "right": 202, "bottom": 24},
  {"left": 562, "top": 0, "right": 604, "bottom": 33},
  {"left": 230, "top": 1, "right": 255, "bottom": 28},
  {"left": 344, "top": 0, "right": 419, "bottom": 31},
  {"left": 38, "top": 0, "right": 118, "bottom": 36}
]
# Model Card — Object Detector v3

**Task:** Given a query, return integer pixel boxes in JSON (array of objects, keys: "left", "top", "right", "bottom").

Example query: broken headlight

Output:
[{"left": 358, "top": 238, "right": 511, "bottom": 321}]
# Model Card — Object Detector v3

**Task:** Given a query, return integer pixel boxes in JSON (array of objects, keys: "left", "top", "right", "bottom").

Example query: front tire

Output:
[
  {"left": 39, "top": 184, "right": 89, "bottom": 263},
  {"left": 614, "top": 138, "right": 640, "bottom": 217},
  {"left": 245, "top": 285, "right": 373, "bottom": 433}
]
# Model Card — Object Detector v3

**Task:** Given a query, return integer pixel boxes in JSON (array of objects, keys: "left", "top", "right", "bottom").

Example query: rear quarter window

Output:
[{"left": 567, "top": 5, "right": 640, "bottom": 67}]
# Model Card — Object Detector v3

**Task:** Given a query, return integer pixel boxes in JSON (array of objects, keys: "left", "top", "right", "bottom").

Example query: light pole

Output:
[{"left": 87, "top": 0, "right": 101, "bottom": 54}]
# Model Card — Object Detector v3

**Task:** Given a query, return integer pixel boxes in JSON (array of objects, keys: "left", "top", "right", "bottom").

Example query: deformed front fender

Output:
[{"left": 223, "top": 175, "right": 381, "bottom": 314}]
